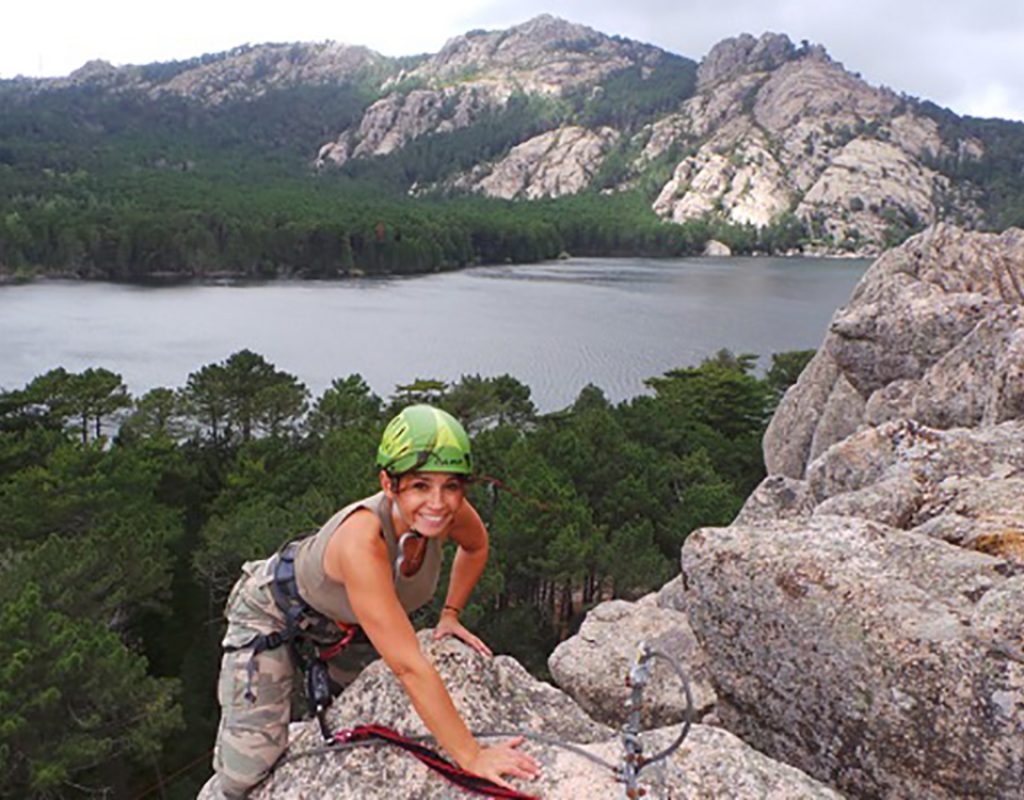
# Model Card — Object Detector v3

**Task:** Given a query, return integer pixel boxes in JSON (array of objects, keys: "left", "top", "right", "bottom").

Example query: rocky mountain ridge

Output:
[
  {"left": 14, "top": 42, "right": 394, "bottom": 105},
  {"left": 314, "top": 15, "right": 683, "bottom": 169},
  {"left": 5, "top": 17, "right": 1019, "bottom": 255},
  {"left": 645, "top": 35, "right": 985, "bottom": 251},
  {"left": 311, "top": 23, "right": 991, "bottom": 255}
]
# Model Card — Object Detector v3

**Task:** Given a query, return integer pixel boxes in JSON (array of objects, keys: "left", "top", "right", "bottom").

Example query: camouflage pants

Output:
[
  {"left": 203, "top": 558, "right": 294, "bottom": 799},
  {"left": 201, "top": 558, "right": 379, "bottom": 799}
]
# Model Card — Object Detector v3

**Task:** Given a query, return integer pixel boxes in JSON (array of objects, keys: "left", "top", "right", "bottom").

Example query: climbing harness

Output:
[
  {"left": 223, "top": 541, "right": 359, "bottom": 741},
  {"left": 283, "top": 640, "right": 694, "bottom": 800}
]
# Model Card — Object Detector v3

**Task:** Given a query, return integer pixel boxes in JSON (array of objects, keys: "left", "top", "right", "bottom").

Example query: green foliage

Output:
[
  {"left": 306, "top": 374, "right": 383, "bottom": 436},
  {"left": 180, "top": 350, "right": 308, "bottom": 444},
  {"left": 0, "top": 345, "right": 807, "bottom": 795},
  {"left": 0, "top": 583, "right": 182, "bottom": 798},
  {"left": 442, "top": 374, "right": 536, "bottom": 434},
  {"left": 916, "top": 101, "right": 1024, "bottom": 230},
  {"left": 765, "top": 349, "right": 816, "bottom": 403},
  {"left": 879, "top": 203, "right": 925, "bottom": 249},
  {"left": 568, "top": 55, "right": 697, "bottom": 130}
]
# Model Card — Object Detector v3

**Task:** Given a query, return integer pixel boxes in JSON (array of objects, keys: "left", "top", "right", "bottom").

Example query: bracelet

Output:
[{"left": 442, "top": 604, "right": 462, "bottom": 615}]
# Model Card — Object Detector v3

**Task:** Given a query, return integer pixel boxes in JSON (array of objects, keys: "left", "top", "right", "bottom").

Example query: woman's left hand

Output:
[{"left": 433, "top": 610, "right": 492, "bottom": 657}]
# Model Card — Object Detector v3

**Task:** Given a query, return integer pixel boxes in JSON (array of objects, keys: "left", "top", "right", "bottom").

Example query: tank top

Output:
[{"left": 292, "top": 491, "right": 443, "bottom": 625}]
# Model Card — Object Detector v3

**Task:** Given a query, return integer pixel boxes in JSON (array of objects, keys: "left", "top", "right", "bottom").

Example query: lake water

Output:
[{"left": 0, "top": 256, "right": 870, "bottom": 411}]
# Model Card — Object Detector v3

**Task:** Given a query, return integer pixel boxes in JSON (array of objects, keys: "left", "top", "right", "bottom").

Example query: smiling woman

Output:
[{"left": 202, "top": 404, "right": 541, "bottom": 799}]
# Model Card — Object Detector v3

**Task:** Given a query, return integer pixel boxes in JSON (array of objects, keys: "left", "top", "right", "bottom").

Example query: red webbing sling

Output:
[{"left": 333, "top": 724, "right": 539, "bottom": 800}]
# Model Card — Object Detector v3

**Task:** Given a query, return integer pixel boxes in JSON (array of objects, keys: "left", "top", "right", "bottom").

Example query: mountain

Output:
[{"left": 2, "top": 15, "right": 1023, "bottom": 276}]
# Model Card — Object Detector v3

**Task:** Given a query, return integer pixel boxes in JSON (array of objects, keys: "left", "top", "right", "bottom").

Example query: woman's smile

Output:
[{"left": 390, "top": 471, "right": 466, "bottom": 537}]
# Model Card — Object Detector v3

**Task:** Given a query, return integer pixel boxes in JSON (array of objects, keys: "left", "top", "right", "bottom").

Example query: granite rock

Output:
[{"left": 548, "top": 598, "right": 717, "bottom": 728}]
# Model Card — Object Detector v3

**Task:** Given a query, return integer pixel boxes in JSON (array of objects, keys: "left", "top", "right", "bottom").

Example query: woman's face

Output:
[{"left": 381, "top": 470, "right": 466, "bottom": 537}]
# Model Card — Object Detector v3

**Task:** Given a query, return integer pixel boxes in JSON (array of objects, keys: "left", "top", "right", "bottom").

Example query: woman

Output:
[{"left": 203, "top": 405, "right": 541, "bottom": 799}]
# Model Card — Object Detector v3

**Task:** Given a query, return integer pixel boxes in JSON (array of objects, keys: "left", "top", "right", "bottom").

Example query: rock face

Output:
[
  {"left": 765, "top": 224, "right": 1024, "bottom": 479},
  {"left": 50, "top": 42, "right": 390, "bottom": 105},
  {"left": 399, "top": 15, "right": 661, "bottom": 97},
  {"left": 681, "top": 517, "right": 1024, "bottom": 800},
  {"left": 212, "top": 633, "right": 842, "bottom": 800},
  {"left": 548, "top": 596, "right": 717, "bottom": 728},
  {"left": 455, "top": 126, "right": 619, "bottom": 200},
  {"left": 679, "top": 224, "right": 1024, "bottom": 798},
  {"left": 648, "top": 35, "right": 984, "bottom": 254},
  {"left": 317, "top": 83, "right": 514, "bottom": 167},
  {"left": 152, "top": 43, "right": 387, "bottom": 105},
  {"left": 315, "top": 15, "right": 674, "bottom": 185}
]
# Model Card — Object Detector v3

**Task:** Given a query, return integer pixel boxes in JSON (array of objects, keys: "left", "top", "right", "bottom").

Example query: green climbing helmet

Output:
[{"left": 376, "top": 404, "right": 473, "bottom": 476}]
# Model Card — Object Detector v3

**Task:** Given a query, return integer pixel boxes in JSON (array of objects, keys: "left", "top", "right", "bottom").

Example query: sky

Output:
[{"left": 3, "top": 0, "right": 1023, "bottom": 122}]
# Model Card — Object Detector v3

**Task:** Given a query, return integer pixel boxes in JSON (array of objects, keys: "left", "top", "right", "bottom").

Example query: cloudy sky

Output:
[{"left": 3, "top": 0, "right": 1023, "bottom": 122}]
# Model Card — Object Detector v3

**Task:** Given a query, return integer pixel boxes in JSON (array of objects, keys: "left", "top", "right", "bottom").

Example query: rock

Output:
[
  {"left": 317, "top": 15, "right": 676, "bottom": 175},
  {"left": 696, "top": 33, "right": 797, "bottom": 89},
  {"left": 806, "top": 420, "right": 1024, "bottom": 506},
  {"left": 968, "top": 531, "right": 1024, "bottom": 561},
  {"left": 703, "top": 239, "right": 732, "bottom": 257},
  {"left": 152, "top": 42, "right": 387, "bottom": 105},
  {"left": 807, "top": 372, "right": 866, "bottom": 464},
  {"left": 734, "top": 475, "right": 815, "bottom": 525},
  {"left": 764, "top": 350, "right": 840, "bottom": 478},
  {"left": 548, "top": 598, "right": 717, "bottom": 727},
  {"left": 811, "top": 475, "right": 922, "bottom": 527},
  {"left": 467, "top": 126, "right": 620, "bottom": 200},
  {"left": 205, "top": 632, "right": 840, "bottom": 799},
  {"left": 655, "top": 575, "right": 687, "bottom": 610},
  {"left": 795, "top": 138, "right": 948, "bottom": 247},
  {"left": 346, "top": 84, "right": 512, "bottom": 161},
  {"left": 910, "top": 306, "right": 1024, "bottom": 428},
  {"left": 68, "top": 59, "right": 119, "bottom": 83},
  {"left": 654, "top": 124, "right": 793, "bottom": 228},
  {"left": 652, "top": 38, "right": 985, "bottom": 253},
  {"left": 766, "top": 225, "right": 1024, "bottom": 479},
  {"left": 681, "top": 517, "right": 1024, "bottom": 799},
  {"left": 406, "top": 15, "right": 663, "bottom": 97}
]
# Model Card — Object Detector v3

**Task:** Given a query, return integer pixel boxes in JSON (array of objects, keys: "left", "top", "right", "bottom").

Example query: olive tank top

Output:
[{"left": 292, "top": 491, "right": 442, "bottom": 625}]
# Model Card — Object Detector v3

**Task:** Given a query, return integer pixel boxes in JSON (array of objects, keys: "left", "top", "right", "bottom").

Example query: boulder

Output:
[
  {"left": 703, "top": 239, "right": 732, "bottom": 257},
  {"left": 681, "top": 516, "right": 1024, "bottom": 799},
  {"left": 203, "top": 633, "right": 841, "bottom": 799},
  {"left": 767, "top": 226, "right": 1024, "bottom": 479},
  {"left": 548, "top": 597, "right": 717, "bottom": 728},
  {"left": 684, "top": 224, "right": 1024, "bottom": 798}
]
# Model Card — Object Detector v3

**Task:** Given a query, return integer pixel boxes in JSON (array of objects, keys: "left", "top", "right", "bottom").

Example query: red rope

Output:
[{"left": 334, "top": 724, "right": 539, "bottom": 800}]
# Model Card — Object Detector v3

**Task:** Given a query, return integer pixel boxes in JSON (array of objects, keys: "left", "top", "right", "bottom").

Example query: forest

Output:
[
  {"left": 0, "top": 347, "right": 812, "bottom": 798},
  {"left": 4, "top": 49, "right": 1024, "bottom": 282}
]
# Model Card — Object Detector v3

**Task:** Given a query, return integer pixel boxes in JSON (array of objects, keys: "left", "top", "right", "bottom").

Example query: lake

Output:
[{"left": 0, "top": 256, "right": 870, "bottom": 411}]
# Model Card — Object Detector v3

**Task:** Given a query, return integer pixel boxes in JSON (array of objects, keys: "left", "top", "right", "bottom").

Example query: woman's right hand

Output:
[{"left": 466, "top": 737, "right": 541, "bottom": 790}]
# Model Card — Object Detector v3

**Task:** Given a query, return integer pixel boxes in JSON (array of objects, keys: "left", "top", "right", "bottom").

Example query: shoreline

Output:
[{"left": 0, "top": 250, "right": 877, "bottom": 288}]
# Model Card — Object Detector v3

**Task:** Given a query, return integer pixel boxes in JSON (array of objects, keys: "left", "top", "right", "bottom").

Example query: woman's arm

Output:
[
  {"left": 326, "top": 509, "right": 481, "bottom": 766},
  {"left": 435, "top": 500, "right": 492, "bottom": 655},
  {"left": 325, "top": 509, "right": 538, "bottom": 787}
]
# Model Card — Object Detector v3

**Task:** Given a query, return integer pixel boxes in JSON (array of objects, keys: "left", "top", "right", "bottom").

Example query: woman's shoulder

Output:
[
  {"left": 327, "top": 491, "right": 384, "bottom": 536},
  {"left": 322, "top": 495, "right": 389, "bottom": 583}
]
